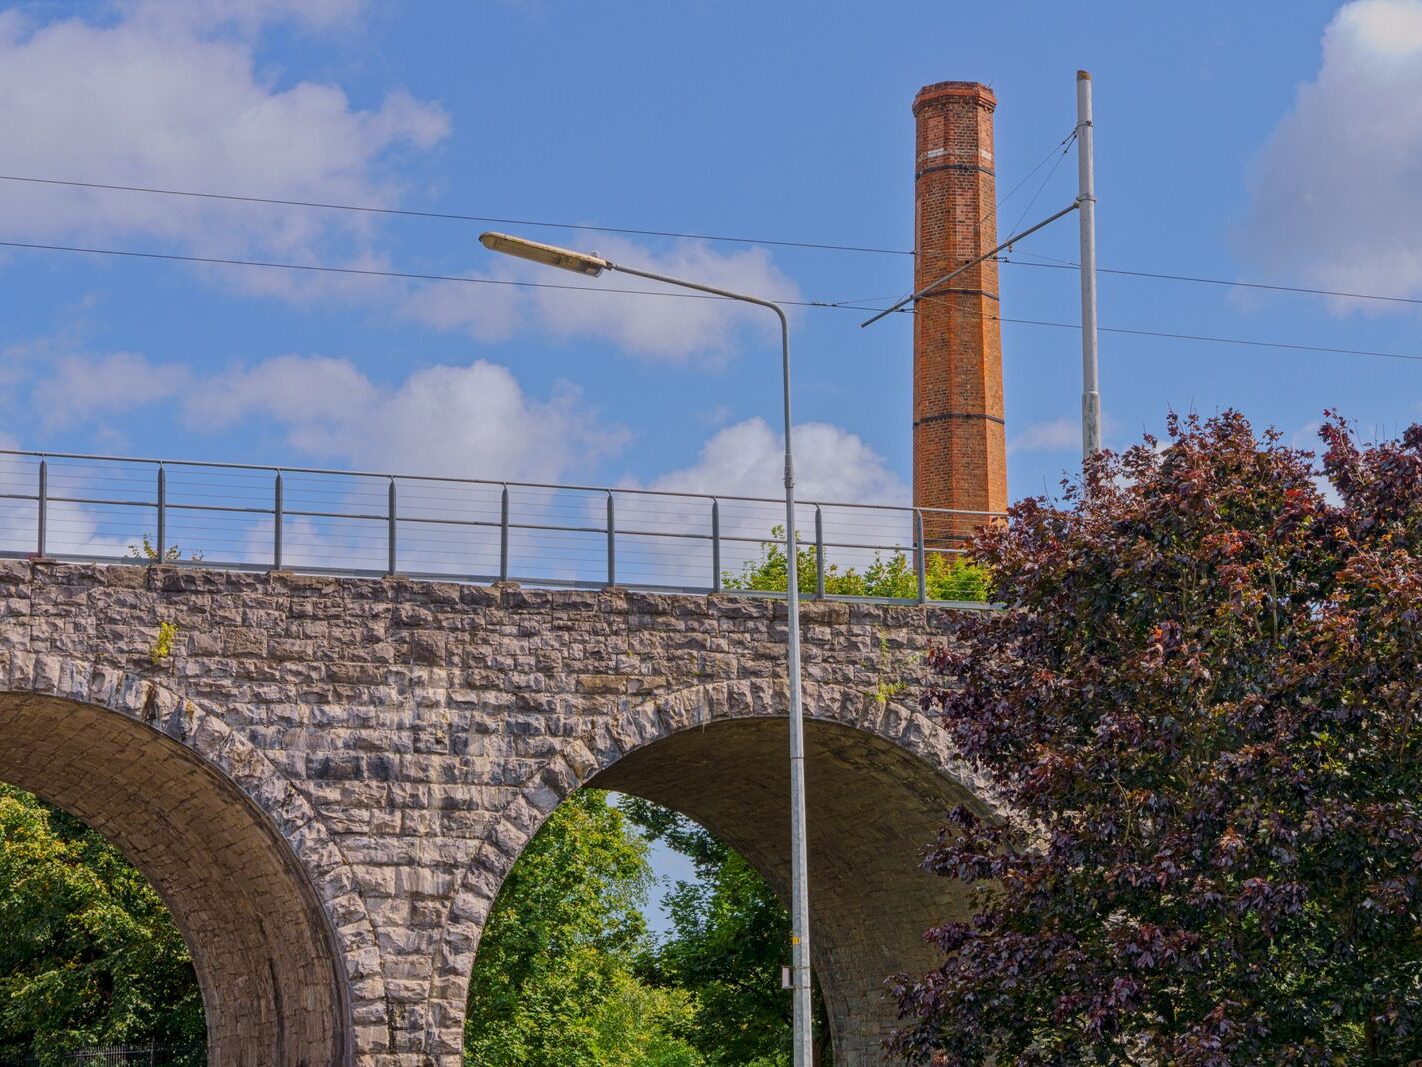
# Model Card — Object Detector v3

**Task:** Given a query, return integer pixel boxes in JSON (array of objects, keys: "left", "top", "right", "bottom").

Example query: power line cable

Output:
[
  {"left": 5, "top": 236, "right": 1421, "bottom": 364},
  {"left": 0, "top": 150, "right": 1077, "bottom": 260},
  {"left": 1000, "top": 254, "right": 1422, "bottom": 309},
  {"left": 8, "top": 171, "right": 1419, "bottom": 310},
  {"left": 973, "top": 130, "right": 1077, "bottom": 234},
  {"left": 0, "top": 237, "right": 884, "bottom": 311},
  {"left": 1005, "top": 133, "right": 1076, "bottom": 239},
  {"left": 0, "top": 174, "right": 908, "bottom": 257},
  {"left": 1002, "top": 315, "right": 1422, "bottom": 364}
]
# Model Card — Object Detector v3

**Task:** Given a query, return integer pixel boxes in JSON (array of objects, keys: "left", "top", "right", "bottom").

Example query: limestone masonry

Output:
[{"left": 0, "top": 560, "right": 999, "bottom": 1066}]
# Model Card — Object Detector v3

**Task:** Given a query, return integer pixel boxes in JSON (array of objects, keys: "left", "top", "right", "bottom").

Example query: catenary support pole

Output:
[{"left": 1077, "top": 70, "right": 1102, "bottom": 459}]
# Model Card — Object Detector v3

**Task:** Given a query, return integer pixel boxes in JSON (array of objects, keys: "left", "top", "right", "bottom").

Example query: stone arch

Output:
[
  {"left": 430, "top": 677, "right": 1005, "bottom": 1066},
  {"left": 0, "top": 655, "right": 381, "bottom": 1066}
]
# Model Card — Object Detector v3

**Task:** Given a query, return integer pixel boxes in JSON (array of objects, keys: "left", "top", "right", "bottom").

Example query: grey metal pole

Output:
[
  {"left": 273, "top": 472, "right": 283, "bottom": 570},
  {"left": 606, "top": 491, "right": 617, "bottom": 587},
  {"left": 813, "top": 506, "right": 825, "bottom": 599},
  {"left": 1077, "top": 70, "right": 1102, "bottom": 459},
  {"left": 500, "top": 485, "right": 510, "bottom": 582},
  {"left": 155, "top": 465, "right": 166, "bottom": 561},
  {"left": 36, "top": 459, "right": 46, "bottom": 558},
  {"left": 915, "top": 509, "right": 928, "bottom": 605},
  {"left": 387, "top": 478, "right": 397, "bottom": 577},
  {"left": 607, "top": 260, "right": 813, "bottom": 1065},
  {"left": 711, "top": 499, "right": 722, "bottom": 593},
  {"left": 775, "top": 310, "right": 813, "bottom": 1067}
]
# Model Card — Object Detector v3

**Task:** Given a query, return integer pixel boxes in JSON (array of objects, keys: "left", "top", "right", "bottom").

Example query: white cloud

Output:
[
  {"left": 645, "top": 417, "right": 907, "bottom": 503},
  {"left": 1008, "top": 417, "right": 1080, "bottom": 455},
  {"left": 0, "top": 2, "right": 447, "bottom": 267},
  {"left": 183, "top": 355, "right": 624, "bottom": 481},
  {"left": 398, "top": 272, "right": 523, "bottom": 343},
  {"left": 529, "top": 237, "right": 801, "bottom": 362},
  {"left": 32, "top": 351, "right": 192, "bottom": 428},
  {"left": 0, "top": 3, "right": 802, "bottom": 361},
  {"left": 1240, "top": 0, "right": 1422, "bottom": 308},
  {"left": 183, "top": 354, "right": 378, "bottom": 444},
  {"left": 130, "top": 0, "right": 368, "bottom": 33},
  {"left": 617, "top": 418, "right": 910, "bottom": 583},
  {"left": 0, "top": 433, "right": 137, "bottom": 559},
  {"left": 401, "top": 236, "right": 804, "bottom": 364}
]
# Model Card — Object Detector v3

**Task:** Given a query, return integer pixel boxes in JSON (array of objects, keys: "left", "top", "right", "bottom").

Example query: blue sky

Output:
[
  {"left": 6, "top": 0, "right": 1422, "bottom": 931},
  {"left": 5, "top": 0, "right": 1422, "bottom": 512}
]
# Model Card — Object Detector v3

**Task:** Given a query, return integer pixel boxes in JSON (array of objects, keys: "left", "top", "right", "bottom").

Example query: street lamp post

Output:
[{"left": 479, "top": 231, "right": 815, "bottom": 1065}]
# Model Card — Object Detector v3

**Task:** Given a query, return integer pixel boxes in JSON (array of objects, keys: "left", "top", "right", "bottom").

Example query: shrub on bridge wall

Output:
[
  {"left": 893, "top": 412, "right": 1422, "bottom": 1064},
  {"left": 723, "top": 525, "right": 990, "bottom": 602}
]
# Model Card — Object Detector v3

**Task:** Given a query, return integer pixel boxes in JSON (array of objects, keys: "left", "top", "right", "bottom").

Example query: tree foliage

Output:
[
  {"left": 0, "top": 786, "right": 203, "bottom": 1064},
  {"left": 723, "top": 525, "right": 989, "bottom": 602},
  {"left": 892, "top": 412, "right": 1422, "bottom": 1065},
  {"left": 620, "top": 799, "right": 833, "bottom": 1066},
  {"left": 464, "top": 789, "right": 703, "bottom": 1067}
]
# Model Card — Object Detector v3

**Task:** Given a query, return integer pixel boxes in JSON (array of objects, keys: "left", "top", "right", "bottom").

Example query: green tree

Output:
[
  {"left": 0, "top": 785, "right": 204, "bottom": 1065},
  {"left": 464, "top": 789, "right": 704, "bottom": 1067},
  {"left": 893, "top": 412, "right": 1422, "bottom": 1064},
  {"left": 622, "top": 799, "right": 832, "bottom": 1066},
  {"left": 723, "top": 525, "right": 988, "bottom": 602}
]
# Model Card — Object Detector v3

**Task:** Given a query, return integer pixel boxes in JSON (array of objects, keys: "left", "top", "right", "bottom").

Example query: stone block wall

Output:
[{"left": 0, "top": 560, "right": 999, "bottom": 1065}]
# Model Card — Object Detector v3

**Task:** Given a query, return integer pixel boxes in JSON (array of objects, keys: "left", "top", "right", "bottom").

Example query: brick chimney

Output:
[{"left": 912, "top": 81, "right": 1007, "bottom": 544}]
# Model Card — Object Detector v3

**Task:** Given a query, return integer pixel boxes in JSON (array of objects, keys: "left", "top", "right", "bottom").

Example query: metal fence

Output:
[
  {"left": 0, "top": 449, "right": 1000, "bottom": 605},
  {"left": 21, "top": 1045, "right": 204, "bottom": 1066}
]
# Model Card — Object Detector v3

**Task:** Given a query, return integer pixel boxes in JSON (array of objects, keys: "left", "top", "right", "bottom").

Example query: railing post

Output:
[
  {"left": 387, "top": 478, "right": 397, "bottom": 577},
  {"left": 36, "top": 459, "right": 46, "bottom": 558},
  {"left": 711, "top": 498, "right": 721, "bottom": 593},
  {"left": 499, "top": 485, "right": 510, "bottom": 582},
  {"left": 273, "top": 472, "right": 284, "bottom": 570},
  {"left": 155, "top": 464, "right": 166, "bottom": 562},
  {"left": 606, "top": 491, "right": 616, "bottom": 587},
  {"left": 915, "top": 509, "right": 927, "bottom": 604},
  {"left": 814, "top": 505, "right": 825, "bottom": 599}
]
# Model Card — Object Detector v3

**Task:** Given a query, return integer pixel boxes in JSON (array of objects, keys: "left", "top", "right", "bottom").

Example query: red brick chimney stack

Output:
[{"left": 912, "top": 81, "right": 1008, "bottom": 543}]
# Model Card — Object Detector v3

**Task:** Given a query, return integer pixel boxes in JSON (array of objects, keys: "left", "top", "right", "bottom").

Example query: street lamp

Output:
[{"left": 479, "top": 230, "right": 815, "bottom": 1065}]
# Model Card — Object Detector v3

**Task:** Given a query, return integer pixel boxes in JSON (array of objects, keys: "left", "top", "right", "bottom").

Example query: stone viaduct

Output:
[{"left": 0, "top": 558, "right": 1002, "bottom": 1066}]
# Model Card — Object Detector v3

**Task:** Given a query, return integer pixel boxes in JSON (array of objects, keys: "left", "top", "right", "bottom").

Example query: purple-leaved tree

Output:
[{"left": 892, "top": 412, "right": 1422, "bottom": 1065}]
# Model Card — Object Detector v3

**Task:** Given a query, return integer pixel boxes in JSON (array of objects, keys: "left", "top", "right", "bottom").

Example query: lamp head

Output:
[{"left": 478, "top": 231, "right": 609, "bottom": 277}]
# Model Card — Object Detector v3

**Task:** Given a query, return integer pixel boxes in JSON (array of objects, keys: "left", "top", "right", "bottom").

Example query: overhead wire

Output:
[
  {"left": 6, "top": 170, "right": 1420, "bottom": 309},
  {"left": 907, "top": 295, "right": 1422, "bottom": 364},
  {"left": 1004, "top": 132, "right": 1076, "bottom": 239},
  {"left": 1000, "top": 253, "right": 1422, "bottom": 309},
  {"left": 0, "top": 237, "right": 878, "bottom": 310},
  {"left": 972, "top": 129, "right": 1077, "bottom": 235},
  {"left": 5, "top": 236, "right": 1420, "bottom": 366},
  {"left": 0, "top": 173, "right": 909, "bottom": 257}
]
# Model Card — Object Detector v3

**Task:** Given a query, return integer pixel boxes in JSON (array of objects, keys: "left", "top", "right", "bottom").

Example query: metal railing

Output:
[
  {"left": 22, "top": 1045, "right": 204, "bottom": 1066},
  {"left": 0, "top": 449, "right": 1000, "bottom": 605}
]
